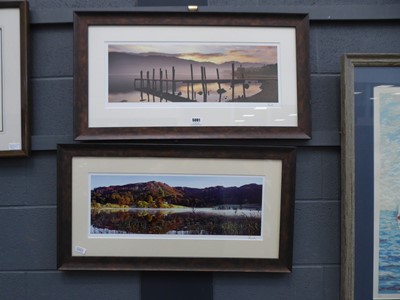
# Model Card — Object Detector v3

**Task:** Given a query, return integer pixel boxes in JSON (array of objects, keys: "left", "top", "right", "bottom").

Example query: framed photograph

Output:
[
  {"left": 341, "top": 54, "right": 400, "bottom": 299},
  {"left": 74, "top": 12, "right": 310, "bottom": 140},
  {"left": 57, "top": 144, "right": 296, "bottom": 272},
  {"left": 0, "top": 1, "right": 29, "bottom": 157}
]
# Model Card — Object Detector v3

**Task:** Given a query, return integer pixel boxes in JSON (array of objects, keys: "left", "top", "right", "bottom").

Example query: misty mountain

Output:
[{"left": 108, "top": 51, "right": 264, "bottom": 78}]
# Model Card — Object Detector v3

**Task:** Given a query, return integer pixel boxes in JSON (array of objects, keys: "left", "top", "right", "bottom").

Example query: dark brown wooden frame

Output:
[
  {"left": 74, "top": 11, "right": 310, "bottom": 140},
  {"left": 341, "top": 54, "right": 400, "bottom": 300},
  {"left": 0, "top": 1, "right": 29, "bottom": 157},
  {"left": 57, "top": 144, "right": 296, "bottom": 272}
]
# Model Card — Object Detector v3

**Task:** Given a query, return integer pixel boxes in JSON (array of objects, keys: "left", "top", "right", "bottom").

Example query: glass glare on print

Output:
[
  {"left": 108, "top": 43, "right": 278, "bottom": 104},
  {"left": 90, "top": 173, "right": 264, "bottom": 239}
]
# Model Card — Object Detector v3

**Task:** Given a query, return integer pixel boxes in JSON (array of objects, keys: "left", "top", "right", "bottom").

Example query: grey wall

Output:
[{"left": 0, "top": 0, "right": 399, "bottom": 299}]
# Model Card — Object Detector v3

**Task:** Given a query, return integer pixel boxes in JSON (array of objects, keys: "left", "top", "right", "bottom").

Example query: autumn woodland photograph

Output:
[{"left": 90, "top": 174, "right": 264, "bottom": 238}]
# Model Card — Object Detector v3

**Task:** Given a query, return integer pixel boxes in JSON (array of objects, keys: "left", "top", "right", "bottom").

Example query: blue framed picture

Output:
[{"left": 341, "top": 54, "right": 400, "bottom": 300}]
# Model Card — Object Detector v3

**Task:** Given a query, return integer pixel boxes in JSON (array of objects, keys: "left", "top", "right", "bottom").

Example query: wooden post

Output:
[
  {"left": 203, "top": 67, "right": 208, "bottom": 102},
  {"left": 146, "top": 71, "right": 150, "bottom": 102},
  {"left": 216, "top": 68, "right": 222, "bottom": 102},
  {"left": 140, "top": 70, "right": 144, "bottom": 101},
  {"left": 231, "top": 63, "right": 235, "bottom": 101},
  {"left": 152, "top": 68, "right": 155, "bottom": 102},
  {"left": 172, "top": 66, "right": 176, "bottom": 95},
  {"left": 201, "top": 67, "right": 206, "bottom": 102},
  {"left": 190, "top": 64, "right": 194, "bottom": 101},
  {"left": 159, "top": 68, "right": 163, "bottom": 101},
  {"left": 165, "top": 69, "right": 168, "bottom": 94}
]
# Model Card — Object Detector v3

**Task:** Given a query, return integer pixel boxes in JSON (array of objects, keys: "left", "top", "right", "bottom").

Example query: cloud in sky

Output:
[{"left": 109, "top": 43, "right": 277, "bottom": 65}]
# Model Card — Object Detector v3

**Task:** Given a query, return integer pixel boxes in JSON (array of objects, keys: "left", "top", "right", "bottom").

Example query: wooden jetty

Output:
[{"left": 133, "top": 63, "right": 270, "bottom": 103}]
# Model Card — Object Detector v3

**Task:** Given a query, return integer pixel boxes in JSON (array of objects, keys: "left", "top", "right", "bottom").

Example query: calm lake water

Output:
[
  {"left": 108, "top": 74, "right": 263, "bottom": 103},
  {"left": 378, "top": 210, "right": 400, "bottom": 294},
  {"left": 91, "top": 208, "right": 262, "bottom": 237}
]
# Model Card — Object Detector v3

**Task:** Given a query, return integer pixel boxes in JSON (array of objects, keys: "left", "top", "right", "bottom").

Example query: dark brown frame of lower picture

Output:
[{"left": 57, "top": 144, "right": 296, "bottom": 272}]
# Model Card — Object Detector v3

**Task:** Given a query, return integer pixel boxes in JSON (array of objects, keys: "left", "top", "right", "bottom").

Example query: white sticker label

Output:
[
  {"left": 8, "top": 143, "right": 21, "bottom": 150},
  {"left": 74, "top": 246, "right": 87, "bottom": 255},
  {"left": 190, "top": 117, "right": 202, "bottom": 126}
]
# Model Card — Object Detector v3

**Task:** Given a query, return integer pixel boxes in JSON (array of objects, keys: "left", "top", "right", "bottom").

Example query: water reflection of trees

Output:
[{"left": 91, "top": 209, "right": 261, "bottom": 236}]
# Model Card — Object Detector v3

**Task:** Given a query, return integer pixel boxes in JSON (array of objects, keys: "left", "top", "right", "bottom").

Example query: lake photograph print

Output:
[
  {"left": 108, "top": 43, "right": 278, "bottom": 104},
  {"left": 90, "top": 174, "right": 264, "bottom": 239}
]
